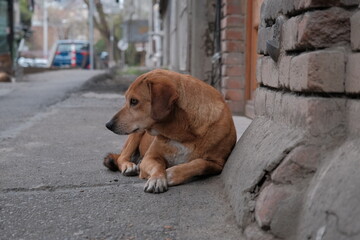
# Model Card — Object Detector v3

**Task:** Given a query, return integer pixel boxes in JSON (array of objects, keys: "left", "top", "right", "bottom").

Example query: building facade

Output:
[
  {"left": 147, "top": 0, "right": 261, "bottom": 116},
  {"left": 148, "top": 0, "right": 218, "bottom": 87},
  {"left": 0, "top": 0, "right": 27, "bottom": 78}
]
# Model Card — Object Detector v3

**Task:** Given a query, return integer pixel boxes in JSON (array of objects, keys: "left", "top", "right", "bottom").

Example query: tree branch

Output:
[{"left": 83, "top": 0, "right": 110, "bottom": 38}]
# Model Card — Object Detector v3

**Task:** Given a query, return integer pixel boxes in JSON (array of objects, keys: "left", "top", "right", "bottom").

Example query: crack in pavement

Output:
[{"left": 0, "top": 181, "right": 144, "bottom": 194}]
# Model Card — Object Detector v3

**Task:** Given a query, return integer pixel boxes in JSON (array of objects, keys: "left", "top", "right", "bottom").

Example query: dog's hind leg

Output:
[
  {"left": 103, "top": 132, "right": 145, "bottom": 176},
  {"left": 165, "top": 158, "right": 224, "bottom": 186},
  {"left": 103, "top": 153, "right": 121, "bottom": 171}
]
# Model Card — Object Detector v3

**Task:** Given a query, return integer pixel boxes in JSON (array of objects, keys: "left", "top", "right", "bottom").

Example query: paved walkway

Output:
[{"left": 0, "top": 71, "right": 251, "bottom": 240}]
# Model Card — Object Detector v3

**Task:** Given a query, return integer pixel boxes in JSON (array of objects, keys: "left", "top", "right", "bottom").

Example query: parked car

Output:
[
  {"left": 99, "top": 51, "right": 109, "bottom": 68},
  {"left": 17, "top": 57, "right": 49, "bottom": 68},
  {"left": 17, "top": 57, "right": 34, "bottom": 67},
  {"left": 50, "top": 40, "right": 90, "bottom": 69}
]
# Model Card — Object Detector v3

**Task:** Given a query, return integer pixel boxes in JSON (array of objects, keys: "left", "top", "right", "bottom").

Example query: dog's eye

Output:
[{"left": 130, "top": 98, "right": 139, "bottom": 106}]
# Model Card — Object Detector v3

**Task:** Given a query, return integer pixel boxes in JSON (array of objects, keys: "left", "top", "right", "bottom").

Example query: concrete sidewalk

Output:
[{"left": 0, "top": 73, "right": 251, "bottom": 240}]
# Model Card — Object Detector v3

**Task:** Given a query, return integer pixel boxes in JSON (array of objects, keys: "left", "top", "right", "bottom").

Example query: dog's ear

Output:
[{"left": 148, "top": 80, "right": 179, "bottom": 121}]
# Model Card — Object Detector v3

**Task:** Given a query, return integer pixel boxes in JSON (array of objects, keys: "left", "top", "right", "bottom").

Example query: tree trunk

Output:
[{"left": 83, "top": 0, "right": 121, "bottom": 64}]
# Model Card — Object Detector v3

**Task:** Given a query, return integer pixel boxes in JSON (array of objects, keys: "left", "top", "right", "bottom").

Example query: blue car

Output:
[{"left": 51, "top": 40, "right": 90, "bottom": 69}]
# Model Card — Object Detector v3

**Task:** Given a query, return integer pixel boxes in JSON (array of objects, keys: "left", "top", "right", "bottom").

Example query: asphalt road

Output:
[
  {"left": 0, "top": 70, "right": 251, "bottom": 240},
  {"left": 0, "top": 70, "right": 104, "bottom": 140}
]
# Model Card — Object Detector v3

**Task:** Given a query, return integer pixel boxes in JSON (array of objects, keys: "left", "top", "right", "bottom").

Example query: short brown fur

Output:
[{"left": 105, "top": 69, "right": 236, "bottom": 193}]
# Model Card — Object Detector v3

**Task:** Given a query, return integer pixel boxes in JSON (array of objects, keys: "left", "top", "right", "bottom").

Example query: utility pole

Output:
[
  {"left": 88, "top": 0, "right": 95, "bottom": 70},
  {"left": 43, "top": 0, "right": 48, "bottom": 58}
]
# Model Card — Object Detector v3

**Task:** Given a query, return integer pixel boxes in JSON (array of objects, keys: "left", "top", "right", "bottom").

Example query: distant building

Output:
[
  {"left": 119, "top": 0, "right": 150, "bottom": 66},
  {"left": 148, "top": 0, "right": 247, "bottom": 115},
  {"left": 25, "top": 0, "right": 89, "bottom": 59},
  {"left": 0, "top": 0, "right": 33, "bottom": 76}
]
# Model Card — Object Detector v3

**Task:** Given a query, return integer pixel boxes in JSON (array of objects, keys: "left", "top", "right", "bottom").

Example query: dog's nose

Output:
[{"left": 106, "top": 120, "right": 114, "bottom": 131}]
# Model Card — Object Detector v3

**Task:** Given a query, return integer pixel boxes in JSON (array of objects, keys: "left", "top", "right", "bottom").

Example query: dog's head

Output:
[{"left": 106, "top": 69, "right": 179, "bottom": 135}]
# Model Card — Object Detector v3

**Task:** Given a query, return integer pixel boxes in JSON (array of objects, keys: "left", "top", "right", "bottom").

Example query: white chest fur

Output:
[{"left": 165, "top": 140, "right": 191, "bottom": 167}]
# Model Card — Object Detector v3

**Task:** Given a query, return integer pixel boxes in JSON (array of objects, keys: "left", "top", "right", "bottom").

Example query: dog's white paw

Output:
[
  {"left": 121, "top": 162, "right": 139, "bottom": 176},
  {"left": 144, "top": 177, "right": 168, "bottom": 193}
]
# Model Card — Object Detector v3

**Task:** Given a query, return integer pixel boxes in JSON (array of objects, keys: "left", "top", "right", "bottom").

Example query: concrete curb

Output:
[{"left": 222, "top": 88, "right": 360, "bottom": 239}]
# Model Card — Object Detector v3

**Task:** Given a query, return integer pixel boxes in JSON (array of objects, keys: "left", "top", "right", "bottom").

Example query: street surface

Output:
[{"left": 0, "top": 70, "right": 251, "bottom": 240}]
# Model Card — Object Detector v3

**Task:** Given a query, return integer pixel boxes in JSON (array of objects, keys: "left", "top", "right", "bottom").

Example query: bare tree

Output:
[{"left": 83, "top": 0, "right": 121, "bottom": 63}]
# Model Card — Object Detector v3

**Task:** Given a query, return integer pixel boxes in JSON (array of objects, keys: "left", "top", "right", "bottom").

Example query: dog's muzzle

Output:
[{"left": 105, "top": 119, "right": 115, "bottom": 132}]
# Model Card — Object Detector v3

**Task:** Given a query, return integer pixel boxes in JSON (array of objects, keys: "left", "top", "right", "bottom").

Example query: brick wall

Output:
[
  {"left": 257, "top": 0, "right": 359, "bottom": 94},
  {"left": 228, "top": 0, "right": 360, "bottom": 239},
  {"left": 221, "top": 0, "right": 246, "bottom": 115}
]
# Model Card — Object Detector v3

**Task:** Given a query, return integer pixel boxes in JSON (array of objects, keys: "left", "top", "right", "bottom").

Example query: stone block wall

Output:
[
  {"left": 222, "top": 1, "right": 360, "bottom": 239},
  {"left": 220, "top": 0, "right": 246, "bottom": 115}
]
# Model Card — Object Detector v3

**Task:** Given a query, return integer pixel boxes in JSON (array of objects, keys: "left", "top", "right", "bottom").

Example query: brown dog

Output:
[{"left": 104, "top": 69, "right": 236, "bottom": 193}]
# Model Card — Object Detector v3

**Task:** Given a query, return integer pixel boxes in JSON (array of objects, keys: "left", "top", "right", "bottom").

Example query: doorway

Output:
[{"left": 245, "top": 0, "right": 263, "bottom": 118}]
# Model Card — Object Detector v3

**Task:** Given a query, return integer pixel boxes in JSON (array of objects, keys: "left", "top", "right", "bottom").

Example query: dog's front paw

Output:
[
  {"left": 144, "top": 176, "right": 168, "bottom": 193},
  {"left": 119, "top": 162, "right": 139, "bottom": 176}
]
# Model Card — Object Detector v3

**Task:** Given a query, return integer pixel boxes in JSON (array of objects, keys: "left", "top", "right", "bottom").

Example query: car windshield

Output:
[
  {"left": 76, "top": 44, "right": 88, "bottom": 51},
  {"left": 57, "top": 44, "right": 71, "bottom": 52},
  {"left": 57, "top": 43, "right": 88, "bottom": 52}
]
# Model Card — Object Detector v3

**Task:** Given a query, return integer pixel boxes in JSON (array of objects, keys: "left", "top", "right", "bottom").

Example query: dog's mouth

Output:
[
  {"left": 129, "top": 128, "right": 139, "bottom": 134},
  {"left": 125, "top": 128, "right": 141, "bottom": 135}
]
